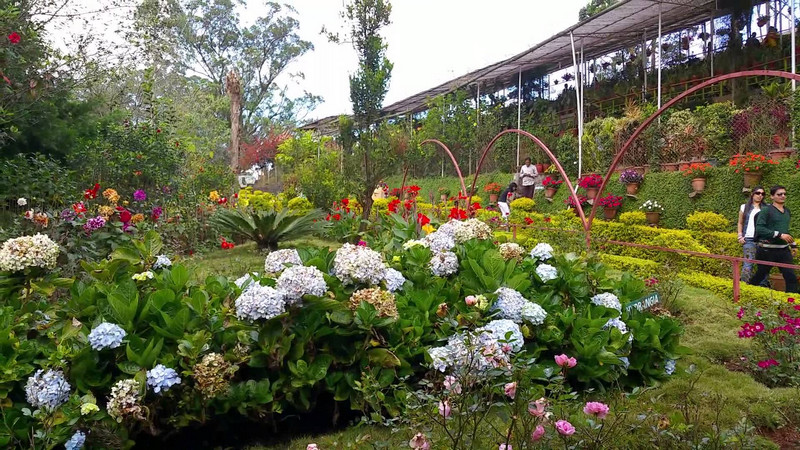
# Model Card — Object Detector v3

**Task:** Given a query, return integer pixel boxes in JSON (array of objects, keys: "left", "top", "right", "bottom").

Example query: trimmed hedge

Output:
[
  {"left": 599, "top": 254, "right": 661, "bottom": 279},
  {"left": 678, "top": 271, "right": 794, "bottom": 308}
]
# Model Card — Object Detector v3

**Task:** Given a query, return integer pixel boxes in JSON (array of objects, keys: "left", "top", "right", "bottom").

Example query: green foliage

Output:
[
  {"left": 210, "top": 208, "right": 324, "bottom": 250},
  {"left": 509, "top": 197, "right": 536, "bottom": 212},
  {"left": 619, "top": 210, "right": 647, "bottom": 226},
  {"left": 277, "top": 132, "right": 346, "bottom": 209},
  {"left": 579, "top": 0, "right": 618, "bottom": 20},
  {"left": 287, "top": 197, "right": 313, "bottom": 214},
  {"left": 599, "top": 254, "right": 660, "bottom": 278},
  {"left": 687, "top": 211, "right": 730, "bottom": 233},
  {"left": 679, "top": 271, "right": 793, "bottom": 308}
]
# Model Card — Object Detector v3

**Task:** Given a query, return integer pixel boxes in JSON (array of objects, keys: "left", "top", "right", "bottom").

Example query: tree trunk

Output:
[{"left": 226, "top": 71, "right": 242, "bottom": 184}]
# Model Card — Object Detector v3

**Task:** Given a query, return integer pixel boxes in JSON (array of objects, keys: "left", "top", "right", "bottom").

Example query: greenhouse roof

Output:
[{"left": 303, "top": 0, "right": 740, "bottom": 132}]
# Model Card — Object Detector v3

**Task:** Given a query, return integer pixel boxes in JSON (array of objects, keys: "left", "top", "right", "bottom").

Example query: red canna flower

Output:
[
  {"left": 72, "top": 202, "right": 87, "bottom": 215},
  {"left": 341, "top": 198, "right": 349, "bottom": 206},
  {"left": 387, "top": 198, "right": 401, "bottom": 213},
  {"left": 333, "top": 213, "right": 341, "bottom": 221},
  {"left": 449, "top": 207, "right": 467, "bottom": 220},
  {"left": 7, "top": 32, "right": 20, "bottom": 44},
  {"left": 417, "top": 213, "right": 430, "bottom": 226},
  {"left": 84, "top": 183, "right": 100, "bottom": 199},
  {"left": 524, "top": 217, "right": 534, "bottom": 225}
]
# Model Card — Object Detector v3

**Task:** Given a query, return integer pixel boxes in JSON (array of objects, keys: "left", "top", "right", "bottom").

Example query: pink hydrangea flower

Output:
[
  {"left": 439, "top": 400, "right": 451, "bottom": 418},
  {"left": 555, "top": 419, "right": 575, "bottom": 436},
  {"left": 499, "top": 444, "right": 512, "bottom": 450},
  {"left": 504, "top": 382, "right": 517, "bottom": 399},
  {"left": 583, "top": 401, "right": 610, "bottom": 419},
  {"left": 531, "top": 425, "right": 546, "bottom": 441},
  {"left": 307, "top": 445, "right": 319, "bottom": 450},
  {"left": 528, "top": 398, "right": 547, "bottom": 417},
  {"left": 554, "top": 354, "right": 577, "bottom": 368},
  {"left": 409, "top": 433, "right": 430, "bottom": 449},
  {"left": 444, "top": 375, "right": 461, "bottom": 394},
  {"left": 465, "top": 295, "right": 477, "bottom": 306}
]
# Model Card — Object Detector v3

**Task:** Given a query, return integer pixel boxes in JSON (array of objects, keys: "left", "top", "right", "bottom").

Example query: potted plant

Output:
[
  {"left": 768, "top": 134, "right": 794, "bottom": 160},
  {"left": 484, "top": 182, "right": 502, "bottom": 204},
  {"left": 597, "top": 193, "right": 623, "bottom": 220},
  {"left": 729, "top": 152, "right": 778, "bottom": 189},
  {"left": 619, "top": 169, "right": 644, "bottom": 195},
  {"left": 544, "top": 164, "right": 559, "bottom": 180},
  {"left": 542, "top": 176, "right": 564, "bottom": 201},
  {"left": 437, "top": 187, "right": 450, "bottom": 203},
  {"left": 564, "top": 194, "right": 588, "bottom": 216},
  {"left": 578, "top": 173, "right": 603, "bottom": 202},
  {"left": 639, "top": 200, "right": 664, "bottom": 226},
  {"left": 681, "top": 162, "right": 712, "bottom": 194}
]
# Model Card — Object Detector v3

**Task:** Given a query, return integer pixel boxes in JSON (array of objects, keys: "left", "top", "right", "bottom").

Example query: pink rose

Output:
[
  {"left": 444, "top": 375, "right": 461, "bottom": 394},
  {"left": 555, "top": 419, "right": 575, "bottom": 436},
  {"left": 307, "top": 445, "right": 319, "bottom": 450},
  {"left": 528, "top": 398, "right": 547, "bottom": 417},
  {"left": 531, "top": 425, "right": 546, "bottom": 441},
  {"left": 554, "top": 354, "right": 577, "bottom": 368},
  {"left": 438, "top": 400, "right": 451, "bottom": 418},
  {"left": 504, "top": 381, "right": 517, "bottom": 399},
  {"left": 583, "top": 401, "right": 609, "bottom": 419},
  {"left": 465, "top": 295, "right": 477, "bottom": 306},
  {"left": 409, "top": 433, "right": 430, "bottom": 449}
]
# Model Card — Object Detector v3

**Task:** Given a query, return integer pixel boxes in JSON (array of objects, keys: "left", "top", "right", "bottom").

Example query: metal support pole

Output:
[
  {"left": 474, "top": 83, "right": 480, "bottom": 176},
  {"left": 793, "top": 0, "right": 796, "bottom": 92},
  {"left": 643, "top": 29, "right": 647, "bottom": 101},
  {"left": 517, "top": 69, "right": 522, "bottom": 167},
  {"left": 570, "top": 32, "right": 582, "bottom": 179},
  {"left": 657, "top": 1, "right": 662, "bottom": 110},
  {"left": 710, "top": 13, "right": 715, "bottom": 77}
]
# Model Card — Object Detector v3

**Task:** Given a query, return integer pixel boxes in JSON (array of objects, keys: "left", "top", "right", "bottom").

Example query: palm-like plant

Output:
[{"left": 210, "top": 208, "right": 325, "bottom": 250}]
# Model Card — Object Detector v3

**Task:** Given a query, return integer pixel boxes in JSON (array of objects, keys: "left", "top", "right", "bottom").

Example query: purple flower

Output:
[
  {"left": 83, "top": 216, "right": 106, "bottom": 233},
  {"left": 133, "top": 190, "right": 147, "bottom": 202},
  {"left": 151, "top": 206, "right": 162, "bottom": 221},
  {"left": 60, "top": 209, "right": 76, "bottom": 222}
]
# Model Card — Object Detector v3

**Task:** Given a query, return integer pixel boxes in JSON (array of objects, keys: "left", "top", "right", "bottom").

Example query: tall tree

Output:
[{"left": 333, "top": 0, "right": 393, "bottom": 225}]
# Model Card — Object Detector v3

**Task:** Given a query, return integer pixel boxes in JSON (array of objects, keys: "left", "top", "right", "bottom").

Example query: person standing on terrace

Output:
[
  {"left": 749, "top": 185, "right": 798, "bottom": 293},
  {"left": 519, "top": 157, "right": 537, "bottom": 199},
  {"left": 738, "top": 186, "right": 766, "bottom": 285},
  {"left": 497, "top": 182, "right": 518, "bottom": 218}
]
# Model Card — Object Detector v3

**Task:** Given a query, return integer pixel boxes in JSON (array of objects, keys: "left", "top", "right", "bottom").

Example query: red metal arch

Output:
[
  {"left": 420, "top": 139, "right": 468, "bottom": 196},
  {"left": 586, "top": 70, "right": 800, "bottom": 248},
  {"left": 470, "top": 129, "right": 589, "bottom": 233}
]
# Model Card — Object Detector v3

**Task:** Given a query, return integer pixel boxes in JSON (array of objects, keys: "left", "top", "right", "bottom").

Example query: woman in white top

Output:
[
  {"left": 518, "top": 157, "right": 538, "bottom": 199},
  {"left": 738, "top": 186, "right": 765, "bottom": 283}
]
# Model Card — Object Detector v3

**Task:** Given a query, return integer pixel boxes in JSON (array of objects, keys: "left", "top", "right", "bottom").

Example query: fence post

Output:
[
  {"left": 512, "top": 224, "right": 517, "bottom": 242},
  {"left": 732, "top": 260, "right": 741, "bottom": 303}
]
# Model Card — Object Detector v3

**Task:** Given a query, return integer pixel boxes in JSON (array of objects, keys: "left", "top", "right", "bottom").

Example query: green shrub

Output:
[
  {"left": 287, "top": 196, "right": 313, "bottom": 213},
  {"left": 599, "top": 254, "right": 661, "bottom": 278},
  {"left": 619, "top": 211, "right": 647, "bottom": 226},
  {"left": 210, "top": 208, "right": 323, "bottom": 250},
  {"left": 687, "top": 211, "right": 729, "bottom": 232},
  {"left": 678, "top": 270, "right": 793, "bottom": 308},
  {"left": 510, "top": 197, "right": 536, "bottom": 212}
]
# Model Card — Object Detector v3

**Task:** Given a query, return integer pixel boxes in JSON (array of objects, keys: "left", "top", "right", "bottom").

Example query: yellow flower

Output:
[
  {"left": 102, "top": 188, "right": 120, "bottom": 204},
  {"left": 80, "top": 403, "right": 99, "bottom": 415},
  {"left": 422, "top": 224, "right": 435, "bottom": 234},
  {"left": 209, "top": 190, "right": 221, "bottom": 202},
  {"left": 98, "top": 205, "right": 114, "bottom": 219},
  {"left": 392, "top": 255, "right": 401, "bottom": 263},
  {"left": 131, "top": 213, "right": 145, "bottom": 224}
]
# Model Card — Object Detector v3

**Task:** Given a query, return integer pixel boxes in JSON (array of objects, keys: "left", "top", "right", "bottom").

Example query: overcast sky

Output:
[{"left": 267, "top": 0, "right": 588, "bottom": 120}]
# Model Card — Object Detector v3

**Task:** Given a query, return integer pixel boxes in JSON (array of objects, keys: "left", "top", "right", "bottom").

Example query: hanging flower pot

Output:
[
  {"left": 544, "top": 187, "right": 558, "bottom": 200},
  {"left": 578, "top": 174, "right": 603, "bottom": 201},
  {"left": 585, "top": 188, "right": 599, "bottom": 200},
  {"left": 542, "top": 176, "right": 563, "bottom": 201},
  {"left": 597, "top": 193, "right": 623, "bottom": 219},
  {"left": 682, "top": 163, "right": 711, "bottom": 194},
  {"left": 730, "top": 153, "right": 778, "bottom": 189},
  {"left": 768, "top": 148, "right": 794, "bottom": 161},
  {"left": 646, "top": 211, "right": 661, "bottom": 226},
  {"left": 625, "top": 183, "right": 640, "bottom": 195},
  {"left": 743, "top": 171, "right": 762, "bottom": 188},
  {"left": 489, "top": 194, "right": 499, "bottom": 204},
  {"left": 619, "top": 169, "right": 643, "bottom": 196},
  {"left": 661, "top": 162, "right": 680, "bottom": 172},
  {"left": 691, "top": 177, "right": 707, "bottom": 192},
  {"left": 769, "top": 272, "right": 786, "bottom": 292},
  {"left": 603, "top": 207, "right": 619, "bottom": 220}
]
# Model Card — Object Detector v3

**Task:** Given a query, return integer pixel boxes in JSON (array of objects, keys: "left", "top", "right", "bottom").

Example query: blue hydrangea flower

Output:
[
  {"left": 619, "top": 356, "right": 630, "bottom": 369},
  {"left": 25, "top": 369, "right": 71, "bottom": 411},
  {"left": 664, "top": 359, "right": 676, "bottom": 375},
  {"left": 88, "top": 322, "right": 126, "bottom": 350},
  {"left": 153, "top": 255, "right": 172, "bottom": 270},
  {"left": 146, "top": 364, "right": 181, "bottom": 394},
  {"left": 65, "top": 431, "right": 86, "bottom": 450}
]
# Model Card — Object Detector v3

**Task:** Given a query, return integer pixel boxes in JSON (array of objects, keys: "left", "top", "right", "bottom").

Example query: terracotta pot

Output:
[
  {"left": 646, "top": 211, "right": 660, "bottom": 226},
  {"left": 661, "top": 162, "right": 680, "bottom": 172},
  {"left": 743, "top": 171, "right": 762, "bottom": 188},
  {"left": 440, "top": 194, "right": 448, "bottom": 202},
  {"left": 691, "top": 177, "right": 706, "bottom": 192},
  {"left": 585, "top": 187, "right": 599, "bottom": 200},
  {"left": 679, "top": 162, "right": 691, "bottom": 170},
  {"left": 536, "top": 163, "right": 544, "bottom": 172},
  {"left": 489, "top": 194, "right": 499, "bottom": 204},
  {"left": 768, "top": 148, "right": 795, "bottom": 161},
  {"left": 544, "top": 187, "right": 558, "bottom": 199},
  {"left": 769, "top": 272, "right": 786, "bottom": 292},
  {"left": 603, "top": 207, "right": 618, "bottom": 220},
  {"left": 625, "top": 183, "right": 640, "bottom": 195}
]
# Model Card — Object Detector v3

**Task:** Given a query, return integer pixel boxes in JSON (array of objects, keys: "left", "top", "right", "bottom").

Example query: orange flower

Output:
[{"left": 131, "top": 213, "right": 145, "bottom": 224}]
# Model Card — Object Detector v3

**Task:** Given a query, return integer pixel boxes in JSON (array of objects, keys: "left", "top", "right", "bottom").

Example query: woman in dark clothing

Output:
[{"left": 497, "top": 182, "right": 518, "bottom": 218}]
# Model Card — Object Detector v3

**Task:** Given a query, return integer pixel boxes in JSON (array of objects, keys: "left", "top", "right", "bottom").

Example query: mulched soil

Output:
[{"left": 759, "top": 426, "right": 800, "bottom": 450}]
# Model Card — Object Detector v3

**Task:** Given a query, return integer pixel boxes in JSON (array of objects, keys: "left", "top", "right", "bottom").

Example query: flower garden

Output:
[{"left": 5, "top": 0, "right": 800, "bottom": 448}]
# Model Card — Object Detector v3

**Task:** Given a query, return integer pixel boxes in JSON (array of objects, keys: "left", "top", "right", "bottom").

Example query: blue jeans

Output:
[{"left": 741, "top": 238, "right": 757, "bottom": 283}]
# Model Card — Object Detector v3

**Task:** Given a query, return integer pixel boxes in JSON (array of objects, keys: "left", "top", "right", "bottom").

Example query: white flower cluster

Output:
[
  {"left": 382, "top": 267, "right": 406, "bottom": 292},
  {"left": 436, "top": 220, "right": 461, "bottom": 237},
  {"left": 498, "top": 243, "right": 525, "bottom": 261},
  {"left": 0, "top": 233, "right": 60, "bottom": 272},
  {"left": 493, "top": 288, "right": 548, "bottom": 325},
  {"left": 107, "top": 379, "right": 144, "bottom": 422},
  {"left": 132, "top": 271, "right": 154, "bottom": 281},
  {"left": 603, "top": 318, "right": 628, "bottom": 334},
  {"left": 235, "top": 284, "right": 286, "bottom": 321},
  {"left": 530, "top": 243, "right": 554, "bottom": 260},
  {"left": 591, "top": 292, "right": 622, "bottom": 312},
  {"left": 430, "top": 251, "right": 459, "bottom": 277},
  {"left": 453, "top": 219, "right": 492, "bottom": 243},
  {"left": 152, "top": 255, "right": 172, "bottom": 270},
  {"left": 25, "top": 369, "right": 71, "bottom": 411},
  {"left": 234, "top": 273, "right": 258, "bottom": 289},
  {"left": 427, "top": 321, "right": 524, "bottom": 375},
  {"left": 276, "top": 265, "right": 327, "bottom": 306},
  {"left": 535, "top": 264, "right": 558, "bottom": 282},
  {"left": 424, "top": 231, "right": 455, "bottom": 252},
  {"left": 640, "top": 199, "right": 664, "bottom": 213},
  {"left": 403, "top": 239, "right": 427, "bottom": 250},
  {"left": 264, "top": 249, "right": 302, "bottom": 274},
  {"left": 332, "top": 243, "right": 386, "bottom": 285},
  {"left": 88, "top": 323, "right": 126, "bottom": 350}
]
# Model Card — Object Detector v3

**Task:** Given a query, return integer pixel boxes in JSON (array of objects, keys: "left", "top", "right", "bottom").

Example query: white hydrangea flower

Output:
[
  {"left": 453, "top": 219, "right": 492, "bottom": 243},
  {"left": 424, "top": 231, "right": 455, "bottom": 253},
  {"left": 530, "top": 243, "right": 554, "bottom": 260},
  {"left": 591, "top": 292, "right": 622, "bottom": 312},
  {"left": 0, "top": 233, "right": 60, "bottom": 272},
  {"left": 276, "top": 265, "right": 327, "bottom": 306},
  {"left": 17, "top": 198, "right": 27, "bottom": 206},
  {"left": 107, "top": 379, "right": 144, "bottom": 422},
  {"left": 131, "top": 271, "right": 154, "bottom": 281},
  {"left": 535, "top": 264, "right": 558, "bottom": 282},
  {"left": 498, "top": 243, "right": 525, "bottom": 260},
  {"left": 234, "top": 273, "right": 259, "bottom": 289},
  {"left": 436, "top": 220, "right": 461, "bottom": 237},
  {"left": 665, "top": 358, "right": 676, "bottom": 375},
  {"left": 152, "top": 255, "right": 172, "bottom": 270},
  {"left": 603, "top": 317, "right": 628, "bottom": 334},
  {"left": 492, "top": 288, "right": 528, "bottom": 323},
  {"left": 331, "top": 243, "right": 386, "bottom": 285},
  {"left": 88, "top": 323, "right": 126, "bottom": 350},
  {"left": 427, "top": 346, "right": 451, "bottom": 372},
  {"left": 25, "top": 369, "right": 71, "bottom": 411},
  {"left": 520, "top": 302, "right": 548, "bottom": 325},
  {"left": 403, "top": 239, "right": 428, "bottom": 250},
  {"left": 263, "top": 249, "right": 302, "bottom": 274},
  {"left": 235, "top": 284, "right": 286, "bottom": 321},
  {"left": 477, "top": 319, "right": 524, "bottom": 352},
  {"left": 382, "top": 267, "right": 406, "bottom": 292},
  {"left": 430, "top": 251, "right": 459, "bottom": 277}
]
